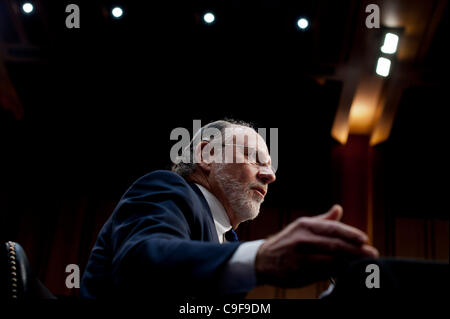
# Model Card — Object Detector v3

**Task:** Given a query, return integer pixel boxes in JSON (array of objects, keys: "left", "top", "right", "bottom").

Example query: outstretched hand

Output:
[{"left": 255, "top": 204, "right": 379, "bottom": 287}]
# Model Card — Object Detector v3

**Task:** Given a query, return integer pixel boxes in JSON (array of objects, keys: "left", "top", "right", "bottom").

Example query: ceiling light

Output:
[
  {"left": 203, "top": 12, "right": 215, "bottom": 24},
  {"left": 297, "top": 18, "right": 309, "bottom": 30},
  {"left": 381, "top": 33, "right": 399, "bottom": 54},
  {"left": 112, "top": 7, "right": 123, "bottom": 19},
  {"left": 22, "top": 3, "right": 34, "bottom": 14},
  {"left": 376, "top": 57, "right": 391, "bottom": 77}
]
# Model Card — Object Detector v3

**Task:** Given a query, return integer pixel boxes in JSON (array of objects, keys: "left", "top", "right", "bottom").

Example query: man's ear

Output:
[{"left": 196, "top": 141, "right": 212, "bottom": 173}]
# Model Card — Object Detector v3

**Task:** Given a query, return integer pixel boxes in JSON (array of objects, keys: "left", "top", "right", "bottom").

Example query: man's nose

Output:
[{"left": 257, "top": 166, "right": 276, "bottom": 184}]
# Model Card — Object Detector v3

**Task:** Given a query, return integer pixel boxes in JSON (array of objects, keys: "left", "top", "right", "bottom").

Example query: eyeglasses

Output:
[{"left": 220, "top": 143, "right": 274, "bottom": 172}]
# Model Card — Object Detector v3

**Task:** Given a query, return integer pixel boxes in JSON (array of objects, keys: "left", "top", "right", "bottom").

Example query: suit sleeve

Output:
[{"left": 109, "top": 171, "right": 241, "bottom": 298}]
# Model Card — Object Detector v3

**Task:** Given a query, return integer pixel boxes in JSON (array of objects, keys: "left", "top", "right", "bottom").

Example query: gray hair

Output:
[{"left": 171, "top": 119, "right": 253, "bottom": 179}]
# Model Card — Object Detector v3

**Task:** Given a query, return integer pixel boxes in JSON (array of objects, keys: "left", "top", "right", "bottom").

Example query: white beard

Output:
[{"left": 214, "top": 164, "right": 263, "bottom": 223}]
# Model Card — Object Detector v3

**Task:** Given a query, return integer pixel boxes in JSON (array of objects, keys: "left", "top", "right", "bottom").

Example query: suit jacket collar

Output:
[
  {"left": 188, "top": 182, "right": 221, "bottom": 243},
  {"left": 194, "top": 183, "right": 232, "bottom": 243}
]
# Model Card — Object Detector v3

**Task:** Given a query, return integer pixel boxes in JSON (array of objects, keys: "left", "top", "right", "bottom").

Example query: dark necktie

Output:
[{"left": 224, "top": 229, "right": 239, "bottom": 242}]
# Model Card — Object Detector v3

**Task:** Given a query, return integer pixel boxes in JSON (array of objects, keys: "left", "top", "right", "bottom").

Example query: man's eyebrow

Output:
[
  {"left": 248, "top": 148, "right": 272, "bottom": 165},
  {"left": 221, "top": 143, "right": 271, "bottom": 160}
]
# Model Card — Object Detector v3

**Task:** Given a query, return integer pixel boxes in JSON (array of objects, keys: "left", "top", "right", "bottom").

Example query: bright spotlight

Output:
[
  {"left": 111, "top": 7, "right": 123, "bottom": 18},
  {"left": 203, "top": 12, "right": 215, "bottom": 24},
  {"left": 297, "top": 18, "right": 309, "bottom": 30},
  {"left": 376, "top": 57, "right": 391, "bottom": 77},
  {"left": 22, "top": 2, "right": 34, "bottom": 14},
  {"left": 381, "top": 33, "right": 399, "bottom": 54}
]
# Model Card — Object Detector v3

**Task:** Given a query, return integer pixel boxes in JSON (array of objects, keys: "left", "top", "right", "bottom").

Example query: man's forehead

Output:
[{"left": 224, "top": 126, "right": 267, "bottom": 149}]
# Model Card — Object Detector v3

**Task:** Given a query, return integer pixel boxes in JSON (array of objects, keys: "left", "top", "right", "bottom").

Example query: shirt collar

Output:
[{"left": 195, "top": 183, "right": 232, "bottom": 243}]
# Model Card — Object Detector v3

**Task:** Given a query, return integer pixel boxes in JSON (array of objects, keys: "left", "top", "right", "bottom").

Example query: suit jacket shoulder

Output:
[{"left": 112, "top": 170, "right": 217, "bottom": 241}]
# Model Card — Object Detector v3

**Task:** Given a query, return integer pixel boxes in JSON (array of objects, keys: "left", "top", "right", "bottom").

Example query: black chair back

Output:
[{"left": 1, "top": 241, "right": 55, "bottom": 300}]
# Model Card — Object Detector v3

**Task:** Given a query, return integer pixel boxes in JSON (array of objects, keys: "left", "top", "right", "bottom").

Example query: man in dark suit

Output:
[{"left": 80, "top": 119, "right": 378, "bottom": 300}]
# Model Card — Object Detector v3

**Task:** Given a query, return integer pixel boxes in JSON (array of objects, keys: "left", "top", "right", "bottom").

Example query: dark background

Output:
[{"left": 0, "top": 0, "right": 448, "bottom": 297}]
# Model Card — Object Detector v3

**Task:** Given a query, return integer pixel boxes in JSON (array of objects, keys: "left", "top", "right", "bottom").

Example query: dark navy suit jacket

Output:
[{"left": 80, "top": 170, "right": 241, "bottom": 300}]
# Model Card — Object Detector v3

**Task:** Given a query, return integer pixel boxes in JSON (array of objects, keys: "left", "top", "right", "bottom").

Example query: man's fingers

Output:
[
  {"left": 301, "top": 218, "right": 369, "bottom": 244},
  {"left": 316, "top": 204, "right": 343, "bottom": 221},
  {"left": 297, "top": 235, "right": 378, "bottom": 258},
  {"left": 361, "top": 244, "right": 379, "bottom": 257}
]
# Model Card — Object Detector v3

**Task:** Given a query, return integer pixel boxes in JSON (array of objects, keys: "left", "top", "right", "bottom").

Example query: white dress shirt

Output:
[{"left": 195, "top": 184, "right": 265, "bottom": 294}]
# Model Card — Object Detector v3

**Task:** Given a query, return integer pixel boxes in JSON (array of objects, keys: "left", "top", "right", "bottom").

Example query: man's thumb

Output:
[{"left": 317, "top": 204, "right": 343, "bottom": 221}]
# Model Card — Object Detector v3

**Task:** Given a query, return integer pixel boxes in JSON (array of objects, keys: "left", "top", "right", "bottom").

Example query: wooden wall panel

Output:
[
  {"left": 433, "top": 219, "right": 449, "bottom": 262},
  {"left": 395, "top": 218, "right": 426, "bottom": 258}
]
